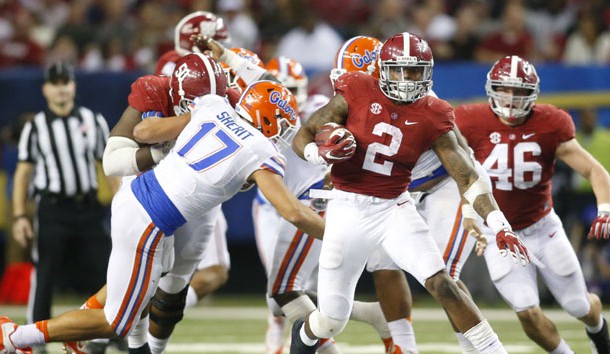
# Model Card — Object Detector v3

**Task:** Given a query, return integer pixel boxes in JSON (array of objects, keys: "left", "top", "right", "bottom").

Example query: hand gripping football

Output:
[
  {"left": 314, "top": 123, "right": 357, "bottom": 163},
  {"left": 315, "top": 123, "right": 349, "bottom": 145}
]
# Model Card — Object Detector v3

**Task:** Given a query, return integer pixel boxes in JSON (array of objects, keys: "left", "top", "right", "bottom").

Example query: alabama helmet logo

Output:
[{"left": 174, "top": 63, "right": 190, "bottom": 97}]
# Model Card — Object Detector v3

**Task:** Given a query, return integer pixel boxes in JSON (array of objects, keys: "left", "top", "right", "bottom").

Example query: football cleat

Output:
[
  {"left": 382, "top": 337, "right": 393, "bottom": 354},
  {"left": 289, "top": 319, "right": 318, "bottom": 354},
  {"left": 62, "top": 341, "right": 87, "bottom": 354},
  {"left": 587, "top": 318, "right": 610, "bottom": 354},
  {"left": 0, "top": 317, "right": 32, "bottom": 354}
]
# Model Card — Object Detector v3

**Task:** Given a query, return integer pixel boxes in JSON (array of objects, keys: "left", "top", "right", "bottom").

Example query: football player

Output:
[
  {"left": 205, "top": 37, "right": 394, "bottom": 354},
  {"left": 291, "top": 32, "right": 530, "bottom": 354},
  {"left": 0, "top": 56, "right": 326, "bottom": 354},
  {"left": 454, "top": 55, "right": 610, "bottom": 354},
  {"left": 150, "top": 12, "right": 236, "bottom": 354}
]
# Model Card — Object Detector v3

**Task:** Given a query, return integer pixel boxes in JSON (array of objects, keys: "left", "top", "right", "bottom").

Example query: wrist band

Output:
[
  {"left": 13, "top": 214, "right": 27, "bottom": 221},
  {"left": 461, "top": 204, "right": 478, "bottom": 219},
  {"left": 486, "top": 210, "right": 511, "bottom": 234},
  {"left": 599, "top": 203, "right": 610, "bottom": 214}
]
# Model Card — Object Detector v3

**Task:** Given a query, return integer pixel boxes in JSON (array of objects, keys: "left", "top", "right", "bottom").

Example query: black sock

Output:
[
  {"left": 128, "top": 343, "right": 152, "bottom": 354},
  {"left": 587, "top": 318, "right": 610, "bottom": 354}
]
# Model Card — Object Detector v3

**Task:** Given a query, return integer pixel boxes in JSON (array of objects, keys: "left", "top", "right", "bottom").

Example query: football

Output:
[{"left": 315, "top": 123, "right": 351, "bottom": 146}]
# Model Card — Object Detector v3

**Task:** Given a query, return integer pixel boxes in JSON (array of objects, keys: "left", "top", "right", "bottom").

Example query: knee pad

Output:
[
  {"left": 308, "top": 310, "right": 348, "bottom": 339},
  {"left": 561, "top": 296, "right": 590, "bottom": 318},
  {"left": 149, "top": 286, "right": 188, "bottom": 327}
]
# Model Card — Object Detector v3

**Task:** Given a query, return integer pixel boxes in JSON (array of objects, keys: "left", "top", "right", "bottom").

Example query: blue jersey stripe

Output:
[{"left": 131, "top": 171, "right": 187, "bottom": 235}]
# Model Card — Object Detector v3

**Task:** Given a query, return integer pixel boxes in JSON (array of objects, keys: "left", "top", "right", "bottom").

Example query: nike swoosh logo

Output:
[
  {"left": 549, "top": 231, "right": 557, "bottom": 238},
  {"left": 522, "top": 133, "right": 535, "bottom": 139},
  {"left": 397, "top": 200, "right": 409, "bottom": 206},
  {"left": 404, "top": 121, "right": 418, "bottom": 126}
]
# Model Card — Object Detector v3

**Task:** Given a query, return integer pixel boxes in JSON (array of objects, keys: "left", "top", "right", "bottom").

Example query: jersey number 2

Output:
[
  {"left": 482, "top": 142, "right": 542, "bottom": 190},
  {"left": 362, "top": 123, "right": 402, "bottom": 176},
  {"left": 177, "top": 121, "right": 240, "bottom": 172}
]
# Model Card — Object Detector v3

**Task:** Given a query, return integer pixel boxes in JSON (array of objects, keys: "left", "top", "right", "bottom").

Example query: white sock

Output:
[
  {"left": 586, "top": 314, "right": 604, "bottom": 333},
  {"left": 388, "top": 318, "right": 417, "bottom": 353},
  {"left": 350, "top": 301, "right": 391, "bottom": 338},
  {"left": 147, "top": 333, "right": 170, "bottom": 354},
  {"left": 463, "top": 320, "right": 506, "bottom": 354},
  {"left": 550, "top": 338, "right": 574, "bottom": 354},
  {"left": 299, "top": 324, "right": 318, "bottom": 346},
  {"left": 455, "top": 332, "right": 479, "bottom": 353},
  {"left": 10, "top": 324, "right": 46, "bottom": 348},
  {"left": 128, "top": 315, "right": 149, "bottom": 349},
  {"left": 185, "top": 286, "right": 198, "bottom": 309}
]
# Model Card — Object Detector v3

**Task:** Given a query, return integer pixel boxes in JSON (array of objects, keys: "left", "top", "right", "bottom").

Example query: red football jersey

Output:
[
  {"left": 155, "top": 50, "right": 181, "bottom": 76},
  {"left": 332, "top": 72, "right": 454, "bottom": 198},
  {"left": 127, "top": 75, "right": 172, "bottom": 116},
  {"left": 455, "top": 103, "right": 575, "bottom": 230}
]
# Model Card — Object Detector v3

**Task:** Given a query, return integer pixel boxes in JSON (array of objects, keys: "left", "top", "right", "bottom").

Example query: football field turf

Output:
[{"left": 0, "top": 297, "right": 603, "bottom": 353}]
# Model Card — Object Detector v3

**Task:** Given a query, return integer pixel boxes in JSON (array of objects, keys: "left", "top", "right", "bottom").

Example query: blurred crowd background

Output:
[
  {"left": 2, "top": 0, "right": 610, "bottom": 71},
  {"left": 1, "top": 0, "right": 610, "bottom": 304}
]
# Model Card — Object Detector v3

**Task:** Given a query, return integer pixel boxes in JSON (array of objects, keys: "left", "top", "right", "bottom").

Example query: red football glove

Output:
[
  {"left": 588, "top": 212, "right": 610, "bottom": 240},
  {"left": 496, "top": 229, "right": 530, "bottom": 266},
  {"left": 318, "top": 128, "right": 356, "bottom": 164}
]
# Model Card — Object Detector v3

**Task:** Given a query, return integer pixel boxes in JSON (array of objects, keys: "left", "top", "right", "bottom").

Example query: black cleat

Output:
[
  {"left": 128, "top": 343, "right": 151, "bottom": 354},
  {"left": 587, "top": 318, "right": 610, "bottom": 354},
  {"left": 290, "top": 319, "right": 319, "bottom": 354}
]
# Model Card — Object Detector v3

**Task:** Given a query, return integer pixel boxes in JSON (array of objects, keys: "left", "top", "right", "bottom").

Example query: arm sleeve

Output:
[{"left": 222, "top": 49, "right": 269, "bottom": 85}]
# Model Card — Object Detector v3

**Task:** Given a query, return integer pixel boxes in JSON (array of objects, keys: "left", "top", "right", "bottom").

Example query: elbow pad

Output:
[{"left": 103, "top": 136, "right": 140, "bottom": 176}]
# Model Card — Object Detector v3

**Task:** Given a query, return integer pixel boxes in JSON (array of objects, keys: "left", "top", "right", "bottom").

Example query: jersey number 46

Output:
[{"left": 483, "top": 142, "right": 542, "bottom": 191}]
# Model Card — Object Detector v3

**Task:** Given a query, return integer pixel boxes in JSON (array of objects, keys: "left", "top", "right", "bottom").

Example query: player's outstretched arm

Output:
[
  {"left": 433, "top": 131, "right": 530, "bottom": 264},
  {"left": 198, "top": 35, "right": 278, "bottom": 84},
  {"left": 292, "top": 93, "right": 349, "bottom": 160},
  {"left": 251, "top": 169, "right": 325, "bottom": 240},
  {"left": 557, "top": 138, "right": 610, "bottom": 239},
  {"left": 132, "top": 113, "right": 190, "bottom": 144}
]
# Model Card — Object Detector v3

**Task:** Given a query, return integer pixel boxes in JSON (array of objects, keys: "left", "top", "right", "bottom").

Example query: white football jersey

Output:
[
  {"left": 411, "top": 150, "right": 442, "bottom": 181},
  {"left": 132, "top": 94, "right": 283, "bottom": 234}
]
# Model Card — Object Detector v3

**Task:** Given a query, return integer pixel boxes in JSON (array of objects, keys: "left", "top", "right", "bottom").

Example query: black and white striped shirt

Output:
[{"left": 17, "top": 106, "right": 110, "bottom": 197}]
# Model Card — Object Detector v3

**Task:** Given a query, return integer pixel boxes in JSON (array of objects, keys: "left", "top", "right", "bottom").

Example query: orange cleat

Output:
[
  {"left": 62, "top": 341, "right": 87, "bottom": 354},
  {"left": 0, "top": 317, "right": 32, "bottom": 354},
  {"left": 382, "top": 337, "right": 394, "bottom": 354}
]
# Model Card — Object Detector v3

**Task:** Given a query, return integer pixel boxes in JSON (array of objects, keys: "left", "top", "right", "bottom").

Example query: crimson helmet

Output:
[
  {"left": 220, "top": 48, "right": 264, "bottom": 91},
  {"left": 169, "top": 53, "right": 227, "bottom": 115},
  {"left": 235, "top": 80, "right": 299, "bottom": 151},
  {"left": 486, "top": 55, "right": 539, "bottom": 122},
  {"left": 330, "top": 36, "right": 382, "bottom": 86},
  {"left": 378, "top": 32, "right": 433, "bottom": 103},
  {"left": 265, "top": 57, "right": 308, "bottom": 108},
  {"left": 174, "top": 11, "right": 230, "bottom": 56}
]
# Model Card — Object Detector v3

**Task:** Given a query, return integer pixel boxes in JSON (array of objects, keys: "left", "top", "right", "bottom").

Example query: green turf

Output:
[{"left": 1, "top": 295, "right": 602, "bottom": 353}]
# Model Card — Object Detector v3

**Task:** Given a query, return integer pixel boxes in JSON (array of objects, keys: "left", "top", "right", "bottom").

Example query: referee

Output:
[{"left": 11, "top": 62, "right": 117, "bottom": 334}]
